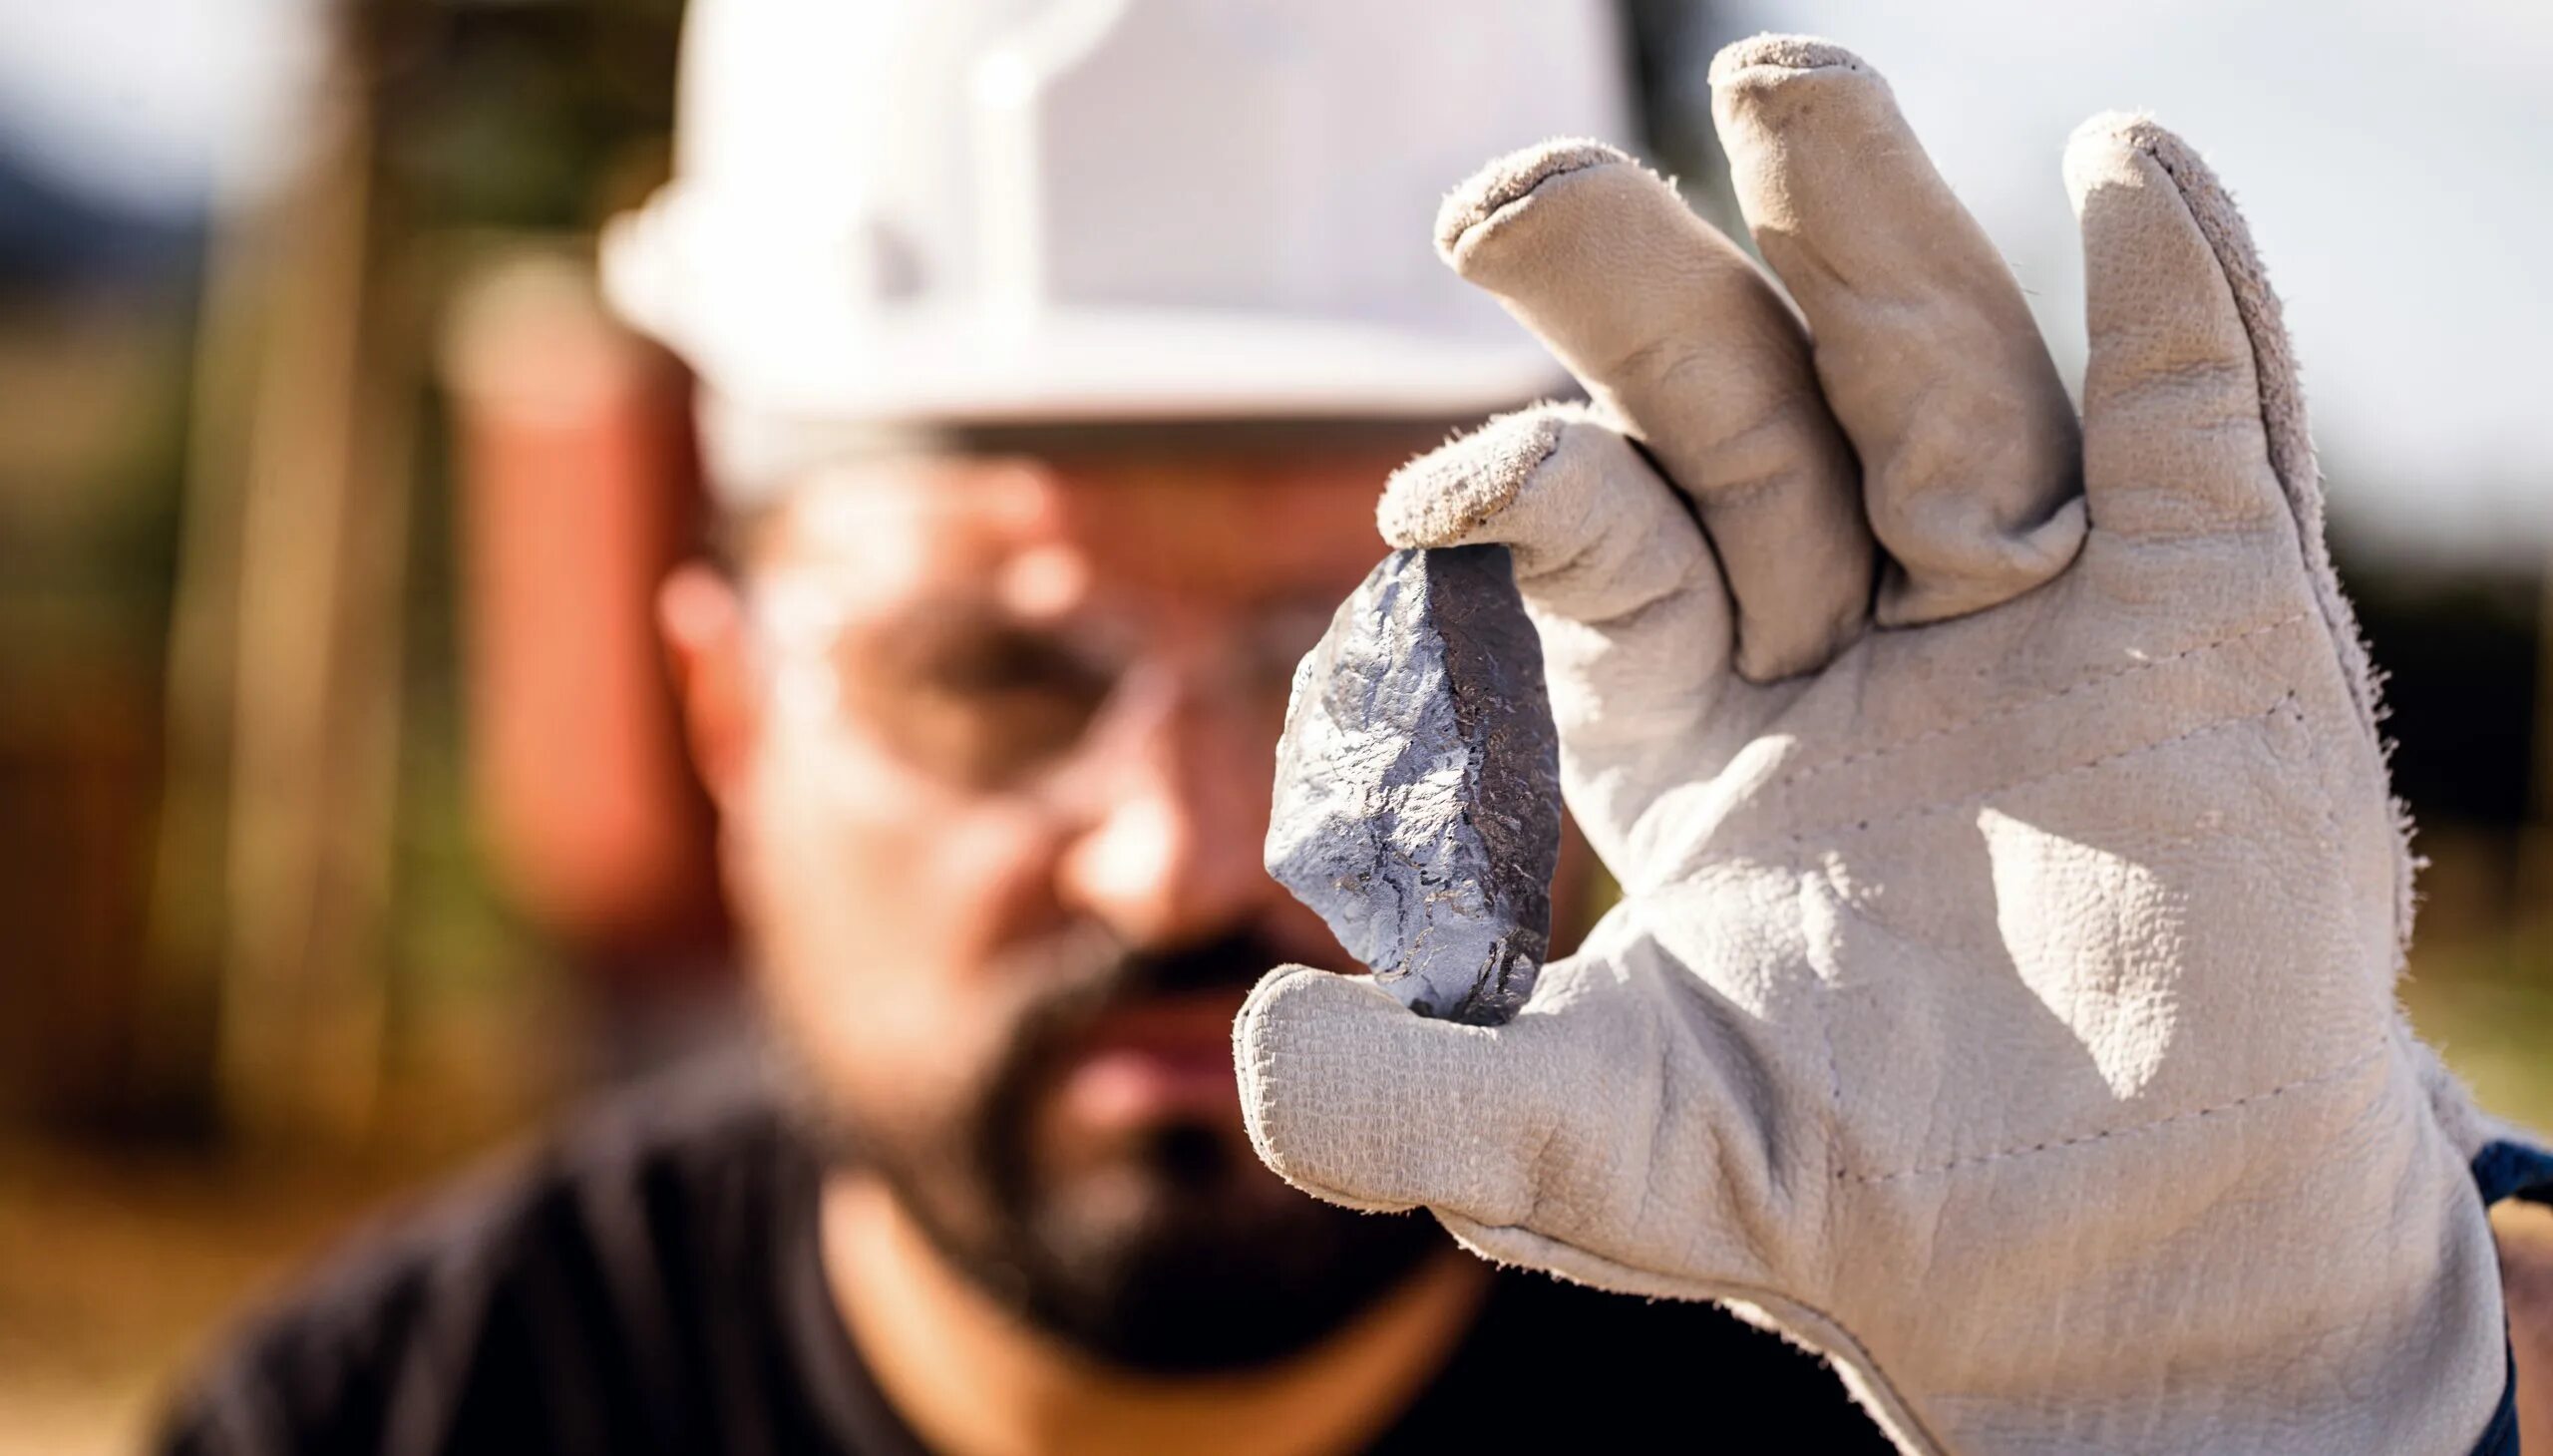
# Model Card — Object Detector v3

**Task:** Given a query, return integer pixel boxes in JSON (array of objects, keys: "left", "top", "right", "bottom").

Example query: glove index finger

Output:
[
  {"left": 1378, "top": 406, "right": 1736, "bottom": 858},
  {"left": 1435, "top": 143, "right": 1870, "bottom": 682}
]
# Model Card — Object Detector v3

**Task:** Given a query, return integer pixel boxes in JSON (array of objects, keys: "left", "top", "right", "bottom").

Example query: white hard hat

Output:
[{"left": 600, "top": 0, "right": 1636, "bottom": 491}]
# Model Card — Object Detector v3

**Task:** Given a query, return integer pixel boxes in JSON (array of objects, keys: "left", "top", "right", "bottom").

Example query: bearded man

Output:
[{"left": 167, "top": 4, "right": 2553, "bottom": 1453}]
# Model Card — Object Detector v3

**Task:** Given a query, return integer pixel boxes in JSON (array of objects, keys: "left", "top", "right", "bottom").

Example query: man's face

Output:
[{"left": 688, "top": 441, "right": 1453, "bottom": 1371}]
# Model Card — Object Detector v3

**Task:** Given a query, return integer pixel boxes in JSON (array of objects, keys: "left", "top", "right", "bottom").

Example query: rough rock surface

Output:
[{"left": 1266, "top": 545, "right": 1561, "bottom": 1025}]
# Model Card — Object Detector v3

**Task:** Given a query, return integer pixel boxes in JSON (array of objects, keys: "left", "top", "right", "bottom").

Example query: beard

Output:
[{"left": 768, "top": 923, "right": 1445, "bottom": 1375}]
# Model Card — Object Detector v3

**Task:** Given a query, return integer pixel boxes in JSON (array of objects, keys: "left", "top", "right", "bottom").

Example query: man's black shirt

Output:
[{"left": 162, "top": 1058, "right": 1888, "bottom": 1454}]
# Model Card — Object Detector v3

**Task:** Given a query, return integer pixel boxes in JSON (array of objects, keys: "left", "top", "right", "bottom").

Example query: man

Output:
[{"left": 168, "top": 3, "right": 2553, "bottom": 1453}]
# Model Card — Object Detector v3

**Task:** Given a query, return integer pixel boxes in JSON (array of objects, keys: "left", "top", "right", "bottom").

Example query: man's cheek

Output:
[{"left": 748, "top": 758, "right": 937, "bottom": 963}]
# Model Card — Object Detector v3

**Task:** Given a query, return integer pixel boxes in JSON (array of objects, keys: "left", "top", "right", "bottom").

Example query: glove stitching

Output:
[
  {"left": 1808, "top": 868, "right": 1847, "bottom": 1229},
  {"left": 1571, "top": 578, "right": 1710, "bottom": 638},
  {"left": 1625, "top": 1025, "right": 1672, "bottom": 1256},
  {"left": 1751, "top": 695, "right": 2290, "bottom": 854},
  {"left": 1430, "top": 1213, "right": 1956, "bottom": 1456},
  {"left": 1520, "top": 1095, "right": 1567, "bottom": 1232},
  {"left": 1777, "top": 608, "right": 2310, "bottom": 793},
  {"left": 2279, "top": 693, "right": 2403, "bottom": 1001},
  {"left": 2279, "top": 694, "right": 2347, "bottom": 838},
  {"left": 1685, "top": 460, "right": 1805, "bottom": 518},
  {"left": 1516, "top": 538, "right": 1688, "bottom": 630},
  {"left": 1843, "top": 1037, "right": 2384, "bottom": 1186}
]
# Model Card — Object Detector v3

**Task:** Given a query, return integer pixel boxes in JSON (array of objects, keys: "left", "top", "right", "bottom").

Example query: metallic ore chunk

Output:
[{"left": 1266, "top": 545, "right": 1562, "bottom": 1025}]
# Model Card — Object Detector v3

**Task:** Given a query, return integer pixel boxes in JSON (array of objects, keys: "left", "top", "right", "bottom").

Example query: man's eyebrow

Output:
[
  {"left": 904, "top": 588, "right": 1103, "bottom": 624},
  {"left": 873, "top": 594, "right": 1125, "bottom": 655},
  {"left": 758, "top": 564, "right": 1000, "bottom": 612}
]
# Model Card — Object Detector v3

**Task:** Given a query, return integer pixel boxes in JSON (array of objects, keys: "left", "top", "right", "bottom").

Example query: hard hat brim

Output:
[{"left": 602, "top": 208, "right": 1567, "bottom": 434}]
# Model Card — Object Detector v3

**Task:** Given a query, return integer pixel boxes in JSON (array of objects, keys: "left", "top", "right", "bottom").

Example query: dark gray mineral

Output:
[{"left": 1266, "top": 545, "right": 1562, "bottom": 1025}]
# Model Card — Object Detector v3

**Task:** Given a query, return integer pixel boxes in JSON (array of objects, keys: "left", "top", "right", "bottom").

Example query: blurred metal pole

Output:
[
  {"left": 141, "top": 110, "right": 293, "bottom": 1136},
  {"left": 204, "top": 42, "right": 410, "bottom": 1146}
]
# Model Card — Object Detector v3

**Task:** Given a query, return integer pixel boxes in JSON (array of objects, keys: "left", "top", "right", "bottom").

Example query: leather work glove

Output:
[{"left": 1235, "top": 36, "right": 2516, "bottom": 1455}]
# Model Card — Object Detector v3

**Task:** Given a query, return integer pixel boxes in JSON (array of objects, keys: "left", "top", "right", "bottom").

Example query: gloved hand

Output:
[{"left": 1236, "top": 35, "right": 2512, "bottom": 1455}]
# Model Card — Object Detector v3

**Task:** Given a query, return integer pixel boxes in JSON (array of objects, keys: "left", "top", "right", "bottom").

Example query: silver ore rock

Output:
[{"left": 1266, "top": 544, "right": 1562, "bottom": 1026}]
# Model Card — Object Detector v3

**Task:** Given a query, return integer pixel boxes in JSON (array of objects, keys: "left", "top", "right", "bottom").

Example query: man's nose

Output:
[{"left": 1054, "top": 675, "right": 1276, "bottom": 952}]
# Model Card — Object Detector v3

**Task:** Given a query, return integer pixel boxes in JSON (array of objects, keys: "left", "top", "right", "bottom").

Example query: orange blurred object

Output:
[{"left": 441, "top": 251, "right": 728, "bottom": 987}]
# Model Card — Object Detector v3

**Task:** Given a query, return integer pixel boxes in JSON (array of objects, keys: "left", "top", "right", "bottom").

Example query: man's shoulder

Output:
[
  {"left": 254, "top": 1047, "right": 793, "bottom": 1325},
  {"left": 164, "top": 1050, "right": 810, "bottom": 1453}
]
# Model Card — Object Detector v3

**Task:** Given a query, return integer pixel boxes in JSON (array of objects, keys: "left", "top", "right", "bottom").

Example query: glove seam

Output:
[
  {"left": 1433, "top": 1212, "right": 1954, "bottom": 1455},
  {"left": 1843, "top": 1037, "right": 2385, "bottom": 1186},
  {"left": 1518, "top": 1093, "right": 1568, "bottom": 1231},
  {"left": 1777, "top": 608, "right": 2311, "bottom": 793},
  {"left": 1809, "top": 869, "right": 1847, "bottom": 1241},
  {"left": 1734, "top": 693, "right": 2292, "bottom": 857},
  {"left": 1682, "top": 458, "right": 1809, "bottom": 517},
  {"left": 1521, "top": 540, "right": 1690, "bottom": 631}
]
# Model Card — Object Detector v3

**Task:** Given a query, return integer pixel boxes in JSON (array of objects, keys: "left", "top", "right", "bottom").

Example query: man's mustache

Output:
[
  {"left": 966, "top": 921, "right": 1312, "bottom": 1212},
  {"left": 774, "top": 920, "right": 1313, "bottom": 1177},
  {"left": 995, "top": 921, "right": 1317, "bottom": 1028},
  {"left": 1124, "top": 924, "right": 1312, "bottom": 998}
]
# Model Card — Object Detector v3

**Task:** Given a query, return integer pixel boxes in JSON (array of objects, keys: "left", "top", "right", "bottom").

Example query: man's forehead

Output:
[{"left": 763, "top": 446, "right": 1399, "bottom": 605}]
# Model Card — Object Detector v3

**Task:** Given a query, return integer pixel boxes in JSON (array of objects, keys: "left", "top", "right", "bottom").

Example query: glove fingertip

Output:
[
  {"left": 1376, "top": 405, "right": 1572, "bottom": 550},
  {"left": 1705, "top": 32, "right": 1869, "bottom": 89},
  {"left": 1234, "top": 963, "right": 1405, "bottom": 1085},
  {"left": 1234, "top": 966, "right": 1425, "bottom": 1213},
  {"left": 1432, "top": 138, "right": 1635, "bottom": 265}
]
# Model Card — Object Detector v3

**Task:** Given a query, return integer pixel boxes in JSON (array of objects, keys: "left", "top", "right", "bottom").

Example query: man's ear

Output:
[{"left": 659, "top": 561, "right": 759, "bottom": 805}]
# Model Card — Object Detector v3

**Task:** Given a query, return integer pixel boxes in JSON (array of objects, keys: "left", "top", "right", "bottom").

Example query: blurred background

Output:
[{"left": 0, "top": 1, "right": 2544, "bottom": 1449}]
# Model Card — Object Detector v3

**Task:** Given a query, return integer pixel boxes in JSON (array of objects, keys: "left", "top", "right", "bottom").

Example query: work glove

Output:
[{"left": 1236, "top": 36, "right": 2514, "bottom": 1455}]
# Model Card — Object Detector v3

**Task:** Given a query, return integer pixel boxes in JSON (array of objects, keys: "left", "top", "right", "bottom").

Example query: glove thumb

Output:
[{"left": 1234, "top": 958, "right": 1647, "bottom": 1232}]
